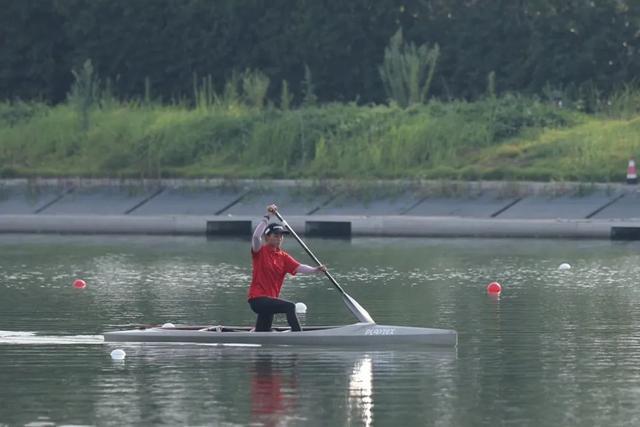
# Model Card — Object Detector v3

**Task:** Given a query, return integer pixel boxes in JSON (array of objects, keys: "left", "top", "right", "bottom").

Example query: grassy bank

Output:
[{"left": 1, "top": 95, "right": 639, "bottom": 181}]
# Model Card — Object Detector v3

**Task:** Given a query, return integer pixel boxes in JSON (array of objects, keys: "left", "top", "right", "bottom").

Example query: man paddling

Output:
[{"left": 248, "top": 204, "right": 326, "bottom": 332}]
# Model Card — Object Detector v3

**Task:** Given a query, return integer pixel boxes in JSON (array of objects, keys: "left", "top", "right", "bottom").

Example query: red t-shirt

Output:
[{"left": 248, "top": 245, "right": 300, "bottom": 299}]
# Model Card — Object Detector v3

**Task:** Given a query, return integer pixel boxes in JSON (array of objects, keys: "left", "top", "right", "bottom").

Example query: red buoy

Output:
[
  {"left": 486, "top": 281, "right": 501, "bottom": 294},
  {"left": 73, "top": 279, "right": 87, "bottom": 289}
]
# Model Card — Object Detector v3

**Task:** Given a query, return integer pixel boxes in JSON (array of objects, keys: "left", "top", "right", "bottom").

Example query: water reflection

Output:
[
  {"left": 98, "top": 344, "right": 457, "bottom": 426},
  {"left": 348, "top": 355, "right": 373, "bottom": 427},
  {"left": 250, "top": 352, "right": 298, "bottom": 427}
]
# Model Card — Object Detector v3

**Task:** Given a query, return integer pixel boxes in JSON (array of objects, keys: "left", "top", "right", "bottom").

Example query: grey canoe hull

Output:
[{"left": 103, "top": 323, "right": 457, "bottom": 347}]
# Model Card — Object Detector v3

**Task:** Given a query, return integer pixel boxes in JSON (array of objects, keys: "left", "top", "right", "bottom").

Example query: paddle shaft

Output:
[
  {"left": 272, "top": 211, "right": 347, "bottom": 296},
  {"left": 271, "top": 209, "right": 375, "bottom": 324}
]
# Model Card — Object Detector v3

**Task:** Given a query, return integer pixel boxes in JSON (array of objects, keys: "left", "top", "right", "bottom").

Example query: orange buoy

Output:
[
  {"left": 73, "top": 279, "right": 87, "bottom": 289},
  {"left": 486, "top": 281, "right": 501, "bottom": 294}
]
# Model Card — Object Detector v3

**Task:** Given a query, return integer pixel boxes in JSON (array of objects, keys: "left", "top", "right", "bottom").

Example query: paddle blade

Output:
[{"left": 343, "top": 293, "right": 375, "bottom": 324}]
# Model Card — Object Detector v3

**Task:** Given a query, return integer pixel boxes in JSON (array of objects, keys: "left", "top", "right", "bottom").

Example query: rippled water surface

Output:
[{"left": 1, "top": 235, "right": 640, "bottom": 426}]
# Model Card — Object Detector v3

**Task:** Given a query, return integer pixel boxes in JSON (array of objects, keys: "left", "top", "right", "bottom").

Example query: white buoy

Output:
[
  {"left": 295, "top": 302, "right": 307, "bottom": 314},
  {"left": 110, "top": 349, "right": 126, "bottom": 360},
  {"left": 162, "top": 322, "right": 176, "bottom": 328},
  {"left": 558, "top": 263, "right": 571, "bottom": 271}
]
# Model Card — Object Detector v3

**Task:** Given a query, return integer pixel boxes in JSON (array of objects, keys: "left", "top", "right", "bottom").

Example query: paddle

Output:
[{"left": 271, "top": 209, "right": 375, "bottom": 324}]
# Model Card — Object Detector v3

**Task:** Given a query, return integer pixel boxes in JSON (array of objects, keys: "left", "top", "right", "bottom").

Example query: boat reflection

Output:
[
  {"left": 106, "top": 344, "right": 457, "bottom": 426},
  {"left": 245, "top": 347, "right": 457, "bottom": 427}
]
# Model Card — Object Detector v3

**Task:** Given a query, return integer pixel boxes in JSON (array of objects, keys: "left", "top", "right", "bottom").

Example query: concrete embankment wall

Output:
[
  {"left": 1, "top": 214, "right": 639, "bottom": 240},
  {"left": 1, "top": 179, "right": 639, "bottom": 239}
]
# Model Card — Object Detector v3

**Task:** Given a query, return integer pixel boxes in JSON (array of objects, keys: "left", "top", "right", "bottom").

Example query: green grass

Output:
[{"left": 1, "top": 94, "right": 639, "bottom": 181}]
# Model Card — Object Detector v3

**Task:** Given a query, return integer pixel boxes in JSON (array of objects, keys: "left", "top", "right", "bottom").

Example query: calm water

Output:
[{"left": 1, "top": 235, "right": 640, "bottom": 426}]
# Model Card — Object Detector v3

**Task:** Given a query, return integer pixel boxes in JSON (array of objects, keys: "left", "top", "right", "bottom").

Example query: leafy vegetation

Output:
[
  {"left": 2, "top": 1, "right": 640, "bottom": 181},
  {"left": 2, "top": 1, "right": 639, "bottom": 104},
  {"left": 1, "top": 90, "right": 639, "bottom": 181},
  {"left": 379, "top": 29, "right": 439, "bottom": 108}
]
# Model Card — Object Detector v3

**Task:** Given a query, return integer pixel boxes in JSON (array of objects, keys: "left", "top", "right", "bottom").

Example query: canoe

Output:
[
  {"left": 103, "top": 212, "right": 459, "bottom": 347},
  {"left": 103, "top": 323, "right": 457, "bottom": 347}
]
